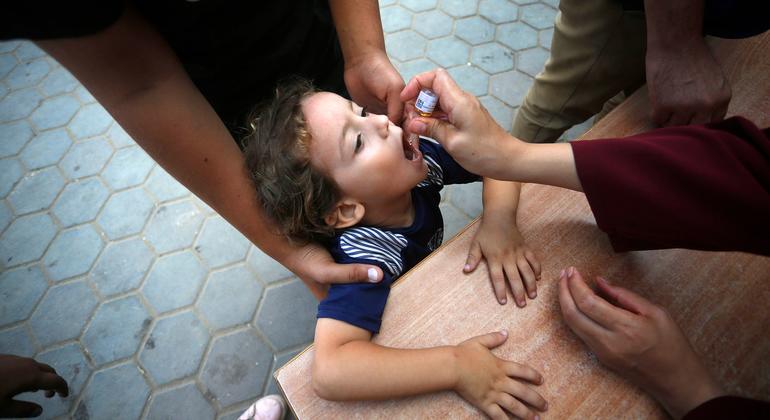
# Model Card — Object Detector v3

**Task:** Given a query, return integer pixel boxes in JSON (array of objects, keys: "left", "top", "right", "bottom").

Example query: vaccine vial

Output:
[{"left": 414, "top": 88, "right": 437, "bottom": 116}]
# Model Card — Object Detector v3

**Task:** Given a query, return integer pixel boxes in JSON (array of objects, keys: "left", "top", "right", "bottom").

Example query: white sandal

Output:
[{"left": 238, "top": 394, "right": 287, "bottom": 420}]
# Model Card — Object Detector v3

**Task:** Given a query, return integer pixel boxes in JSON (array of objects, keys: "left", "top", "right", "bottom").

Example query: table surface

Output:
[{"left": 275, "top": 33, "right": 770, "bottom": 419}]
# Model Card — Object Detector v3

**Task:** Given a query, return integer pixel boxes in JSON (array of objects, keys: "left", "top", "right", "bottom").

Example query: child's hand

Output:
[
  {"left": 454, "top": 331, "right": 547, "bottom": 420},
  {"left": 465, "top": 212, "right": 541, "bottom": 307}
]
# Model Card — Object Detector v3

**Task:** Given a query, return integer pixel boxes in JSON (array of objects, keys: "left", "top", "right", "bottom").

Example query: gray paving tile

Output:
[
  {"left": 0, "top": 85, "right": 7, "bottom": 101},
  {"left": 380, "top": 0, "right": 397, "bottom": 6},
  {"left": 0, "top": 53, "right": 17, "bottom": 79},
  {"left": 146, "top": 383, "right": 215, "bottom": 420},
  {"left": 83, "top": 295, "right": 151, "bottom": 366},
  {"left": 0, "top": 200, "right": 10, "bottom": 232},
  {"left": 39, "top": 66, "right": 79, "bottom": 96},
  {"left": 0, "top": 325, "right": 36, "bottom": 356},
  {"left": 51, "top": 177, "right": 109, "bottom": 227},
  {"left": 22, "top": 342, "right": 92, "bottom": 417},
  {"left": 143, "top": 250, "right": 206, "bottom": 313},
  {"left": 0, "top": 87, "right": 43, "bottom": 122},
  {"left": 75, "top": 362, "right": 150, "bottom": 420},
  {"left": 101, "top": 145, "right": 154, "bottom": 190},
  {"left": 490, "top": 70, "right": 533, "bottom": 107},
  {"left": 140, "top": 310, "right": 209, "bottom": 385},
  {"left": 264, "top": 347, "right": 303, "bottom": 396},
  {"left": 73, "top": 85, "right": 96, "bottom": 104},
  {"left": 246, "top": 247, "right": 293, "bottom": 285},
  {"left": 497, "top": 22, "right": 539, "bottom": 51},
  {"left": 479, "top": 95, "right": 515, "bottom": 132},
  {"left": 0, "top": 119, "right": 33, "bottom": 158},
  {"left": 195, "top": 216, "right": 250, "bottom": 268},
  {"left": 5, "top": 58, "right": 50, "bottom": 90},
  {"left": 144, "top": 200, "right": 205, "bottom": 254},
  {"left": 0, "top": 265, "right": 47, "bottom": 327},
  {"left": 470, "top": 43, "right": 515, "bottom": 74},
  {"left": 479, "top": 0, "right": 519, "bottom": 23},
  {"left": 43, "top": 224, "right": 104, "bottom": 282},
  {"left": 200, "top": 328, "right": 272, "bottom": 407},
  {"left": 68, "top": 103, "right": 112, "bottom": 140},
  {"left": 440, "top": 202, "right": 471, "bottom": 239},
  {"left": 0, "top": 213, "right": 56, "bottom": 267},
  {"left": 517, "top": 47, "right": 549, "bottom": 77},
  {"left": 29, "top": 94, "right": 80, "bottom": 130},
  {"left": 426, "top": 37, "right": 470, "bottom": 68},
  {"left": 29, "top": 280, "right": 98, "bottom": 347},
  {"left": 106, "top": 122, "right": 135, "bottom": 148},
  {"left": 400, "top": 0, "right": 437, "bottom": 13},
  {"left": 385, "top": 30, "right": 427, "bottom": 62},
  {"left": 520, "top": 3, "right": 557, "bottom": 29},
  {"left": 146, "top": 166, "right": 188, "bottom": 202},
  {"left": 97, "top": 187, "right": 154, "bottom": 240},
  {"left": 0, "top": 157, "right": 23, "bottom": 197},
  {"left": 455, "top": 16, "right": 496, "bottom": 45},
  {"left": 381, "top": 5, "right": 412, "bottom": 33},
  {"left": 13, "top": 42, "right": 46, "bottom": 63},
  {"left": 7, "top": 167, "right": 65, "bottom": 215},
  {"left": 448, "top": 182, "right": 483, "bottom": 218},
  {"left": 440, "top": 0, "right": 478, "bottom": 18},
  {"left": 414, "top": 10, "right": 453, "bottom": 39},
  {"left": 59, "top": 136, "right": 113, "bottom": 179},
  {"left": 19, "top": 128, "right": 72, "bottom": 170},
  {"left": 91, "top": 237, "right": 155, "bottom": 297},
  {"left": 448, "top": 65, "right": 490, "bottom": 97},
  {"left": 255, "top": 279, "right": 316, "bottom": 351},
  {"left": 397, "top": 58, "right": 438, "bottom": 84},
  {"left": 539, "top": 27, "right": 554, "bottom": 49},
  {"left": 198, "top": 265, "right": 263, "bottom": 330},
  {"left": 0, "top": 41, "right": 21, "bottom": 54}
]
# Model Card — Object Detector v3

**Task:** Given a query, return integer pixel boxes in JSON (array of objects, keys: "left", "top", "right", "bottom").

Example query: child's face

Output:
[{"left": 302, "top": 92, "right": 428, "bottom": 204}]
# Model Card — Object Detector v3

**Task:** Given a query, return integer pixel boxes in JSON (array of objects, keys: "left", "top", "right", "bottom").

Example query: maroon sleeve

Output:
[
  {"left": 570, "top": 116, "right": 770, "bottom": 256},
  {"left": 683, "top": 396, "right": 770, "bottom": 420}
]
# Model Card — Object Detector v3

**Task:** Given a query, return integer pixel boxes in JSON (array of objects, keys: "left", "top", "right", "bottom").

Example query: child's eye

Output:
[
  {"left": 355, "top": 134, "right": 363, "bottom": 152},
  {"left": 360, "top": 106, "right": 367, "bottom": 117}
]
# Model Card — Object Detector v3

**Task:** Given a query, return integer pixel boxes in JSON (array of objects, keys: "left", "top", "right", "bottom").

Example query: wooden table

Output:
[{"left": 275, "top": 32, "right": 770, "bottom": 419}]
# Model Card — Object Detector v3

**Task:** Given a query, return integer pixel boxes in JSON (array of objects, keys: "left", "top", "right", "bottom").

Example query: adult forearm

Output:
[
  {"left": 644, "top": 0, "right": 704, "bottom": 50},
  {"left": 328, "top": 0, "right": 386, "bottom": 62},
  {"left": 495, "top": 140, "right": 583, "bottom": 192}
]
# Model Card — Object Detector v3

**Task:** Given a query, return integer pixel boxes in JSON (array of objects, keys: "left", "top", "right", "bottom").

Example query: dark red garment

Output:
[
  {"left": 683, "top": 396, "right": 770, "bottom": 420},
  {"left": 571, "top": 117, "right": 770, "bottom": 256}
]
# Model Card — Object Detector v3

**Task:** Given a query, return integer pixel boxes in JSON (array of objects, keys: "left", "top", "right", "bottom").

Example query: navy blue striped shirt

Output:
[{"left": 317, "top": 139, "right": 480, "bottom": 333}]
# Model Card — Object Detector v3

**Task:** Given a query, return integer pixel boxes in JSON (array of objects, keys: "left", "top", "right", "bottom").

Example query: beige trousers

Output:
[{"left": 511, "top": 0, "right": 647, "bottom": 142}]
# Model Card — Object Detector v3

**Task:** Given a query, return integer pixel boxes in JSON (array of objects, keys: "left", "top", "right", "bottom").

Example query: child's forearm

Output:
[
  {"left": 502, "top": 141, "right": 584, "bottom": 192},
  {"left": 482, "top": 178, "right": 521, "bottom": 216},
  {"left": 313, "top": 341, "right": 460, "bottom": 400}
]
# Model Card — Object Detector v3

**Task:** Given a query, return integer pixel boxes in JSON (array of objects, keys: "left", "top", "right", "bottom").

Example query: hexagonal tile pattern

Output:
[
  {"left": 480, "top": 95, "right": 515, "bottom": 131},
  {"left": 449, "top": 182, "right": 483, "bottom": 217},
  {"left": 0, "top": 87, "right": 43, "bottom": 122},
  {"left": 0, "top": 265, "right": 47, "bottom": 326},
  {"left": 0, "top": 120, "right": 33, "bottom": 158},
  {"left": 101, "top": 145, "right": 155, "bottom": 190},
  {"left": 5, "top": 58, "right": 50, "bottom": 90},
  {"left": 195, "top": 216, "right": 252, "bottom": 268},
  {"left": 0, "top": 200, "right": 10, "bottom": 233},
  {"left": 19, "top": 128, "right": 72, "bottom": 170},
  {"left": 0, "top": 325, "right": 36, "bottom": 356},
  {"left": 144, "top": 200, "right": 204, "bottom": 254},
  {"left": 497, "top": 22, "right": 539, "bottom": 51},
  {"left": 470, "top": 43, "right": 515, "bottom": 74},
  {"left": 397, "top": 58, "right": 438, "bottom": 84},
  {"left": 7, "top": 167, "right": 65, "bottom": 215},
  {"left": 520, "top": 3, "right": 557, "bottom": 29},
  {"left": 140, "top": 310, "right": 209, "bottom": 385},
  {"left": 517, "top": 47, "right": 550, "bottom": 77},
  {"left": 198, "top": 265, "right": 263, "bottom": 330},
  {"left": 76, "top": 362, "right": 149, "bottom": 420},
  {"left": 29, "top": 94, "right": 80, "bottom": 130},
  {"left": 426, "top": 37, "right": 470, "bottom": 68},
  {"left": 246, "top": 247, "right": 293, "bottom": 284},
  {"left": 106, "top": 122, "right": 134, "bottom": 148},
  {"left": 455, "top": 16, "right": 495, "bottom": 45},
  {"left": 90, "top": 238, "right": 154, "bottom": 296},
  {"left": 381, "top": 5, "right": 412, "bottom": 33},
  {"left": 43, "top": 224, "right": 104, "bottom": 282},
  {"left": 200, "top": 329, "right": 272, "bottom": 407},
  {"left": 52, "top": 177, "right": 109, "bottom": 227},
  {"left": 146, "top": 383, "right": 215, "bottom": 420},
  {"left": 414, "top": 10, "right": 453, "bottom": 39},
  {"left": 14, "top": 42, "right": 46, "bottom": 63},
  {"left": 40, "top": 66, "right": 79, "bottom": 96},
  {"left": 0, "top": 158, "right": 23, "bottom": 197},
  {"left": 448, "top": 65, "right": 490, "bottom": 97},
  {"left": 143, "top": 250, "right": 206, "bottom": 313},
  {"left": 400, "top": 0, "right": 437, "bottom": 13},
  {"left": 479, "top": 0, "right": 519, "bottom": 23},
  {"left": 59, "top": 136, "right": 113, "bottom": 179},
  {"left": 29, "top": 280, "right": 98, "bottom": 346},
  {"left": 146, "top": 166, "right": 188, "bottom": 202},
  {"left": 97, "top": 187, "right": 154, "bottom": 240},
  {"left": 68, "top": 103, "right": 113, "bottom": 140},
  {"left": 440, "top": 0, "right": 478, "bottom": 18},
  {"left": 0, "top": 53, "right": 16, "bottom": 79},
  {"left": 385, "top": 30, "right": 427, "bottom": 62},
  {"left": 255, "top": 279, "right": 316, "bottom": 350},
  {"left": 20, "top": 343, "right": 92, "bottom": 417},
  {"left": 73, "top": 85, "right": 96, "bottom": 104},
  {"left": 83, "top": 295, "right": 151, "bottom": 366},
  {"left": 539, "top": 27, "right": 554, "bottom": 49},
  {"left": 490, "top": 70, "right": 533, "bottom": 107},
  {"left": 0, "top": 213, "right": 56, "bottom": 267}
]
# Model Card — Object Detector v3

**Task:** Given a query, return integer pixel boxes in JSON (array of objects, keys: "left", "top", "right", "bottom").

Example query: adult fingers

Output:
[
  {"left": 401, "top": 69, "right": 464, "bottom": 115},
  {"left": 502, "top": 361, "right": 543, "bottom": 385},
  {"left": 497, "top": 392, "right": 539, "bottom": 420},
  {"left": 666, "top": 110, "right": 694, "bottom": 127},
  {"left": 464, "top": 241, "right": 482, "bottom": 273},
  {"left": 566, "top": 268, "right": 629, "bottom": 330},
  {"left": 1, "top": 400, "right": 43, "bottom": 418},
  {"left": 35, "top": 372, "right": 69, "bottom": 398},
  {"left": 316, "top": 261, "right": 383, "bottom": 284},
  {"left": 516, "top": 254, "right": 538, "bottom": 299},
  {"left": 595, "top": 277, "right": 655, "bottom": 317},
  {"left": 35, "top": 362, "right": 55, "bottom": 373},
  {"left": 557, "top": 270, "right": 608, "bottom": 343},
  {"left": 488, "top": 263, "right": 508, "bottom": 305},
  {"left": 386, "top": 90, "right": 405, "bottom": 124},
  {"left": 470, "top": 330, "right": 509, "bottom": 349},
  {"left": 503, "top": 261, "right": 526, "bottom": 307},
  {"left": 501, "top": 379, "right": 548, "bottom": 412},
  {"left": 407, "top": 116, "right": 457, "bottom": 146}
]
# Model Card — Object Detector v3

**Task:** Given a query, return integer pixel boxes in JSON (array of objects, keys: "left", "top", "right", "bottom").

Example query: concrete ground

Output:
[{"left": 0, "top": 1, "right": 590, "bottom": 418}]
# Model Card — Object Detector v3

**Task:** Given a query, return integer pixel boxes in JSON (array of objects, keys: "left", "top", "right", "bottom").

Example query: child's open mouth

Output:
[{"left": 402, "top": 132, "right": 421, "bottom": 161}]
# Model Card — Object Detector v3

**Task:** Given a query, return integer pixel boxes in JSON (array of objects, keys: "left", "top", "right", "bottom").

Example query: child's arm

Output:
[
  {"left": 313, "top": 318, "right": 547, "bottom": 419},
  {"left": 465, "top": 178, "right": 541, "bottom": 307}
]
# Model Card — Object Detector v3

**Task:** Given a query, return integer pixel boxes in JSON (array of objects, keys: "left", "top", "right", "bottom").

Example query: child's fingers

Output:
[
  {"left": 464, "top": 241, "right": 482, "bottom": 273},
  {"left": 488, "top": 263, "right": 508, "bottom": 305},
  {"left": 497, "top": 391, "right": 542, "bottom": 420},
  {"left": 503, "top": 261, "right": 526, "bottom": 307},
  {"left": 516, "top": 255, "right": 537, "bottom": 299},
  {"left": 483, "top": 403, "right": 509, "bottom": 420},
  {"left": 502, "top": 361, "right": 543, "bottom": 385},
  {"left": 470, "top": 330, "right": 509, "bottom": 349},
  {"left": 501, "top": 378, "right": 548, "bottom": 412},
  {"left": 524, "top": 249, "right": 542, "bottom": 280}
]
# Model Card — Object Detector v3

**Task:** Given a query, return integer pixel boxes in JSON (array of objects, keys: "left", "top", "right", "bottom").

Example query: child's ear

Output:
[{"left": 324, "top": 199, "right": 365, "bottom": 229}]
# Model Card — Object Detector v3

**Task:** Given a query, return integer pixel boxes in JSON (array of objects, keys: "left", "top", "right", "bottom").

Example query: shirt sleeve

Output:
[
  {"left": 1, "top": 2, "right": 124, "bottom": 40},
  {"left": 419, "top": 138, "right": 481, "bottom": 186}
]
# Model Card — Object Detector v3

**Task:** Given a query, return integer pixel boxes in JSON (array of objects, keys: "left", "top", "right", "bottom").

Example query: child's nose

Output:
[{"left": 373, "top": 114, "right": 389, "bottom": 136}]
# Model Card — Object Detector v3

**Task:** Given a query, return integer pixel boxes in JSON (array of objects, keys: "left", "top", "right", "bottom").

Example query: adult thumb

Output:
[
  {"left": 408, "top": 117, "right": 456, "bottom": 144},
  {"left": 2, "top": 399, "right": 43, "bottom": 418},
  {"left": 472, "top": 330, "right": 509, "bottom": 349}
]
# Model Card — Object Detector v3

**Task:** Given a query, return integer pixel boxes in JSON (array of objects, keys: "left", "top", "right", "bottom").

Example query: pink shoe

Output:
[{"left": 238, "top": 394, "right": 287, "bottom": 420}]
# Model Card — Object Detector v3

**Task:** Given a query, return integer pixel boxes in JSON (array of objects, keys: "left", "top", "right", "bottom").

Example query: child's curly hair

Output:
[{"left": 242, "top": 78, "right": 340, "bottom": 244}]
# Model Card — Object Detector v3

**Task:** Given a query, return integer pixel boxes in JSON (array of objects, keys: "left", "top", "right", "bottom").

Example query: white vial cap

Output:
[{"left": 415, "top": 89, "right": 438, "bottom": 115}]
